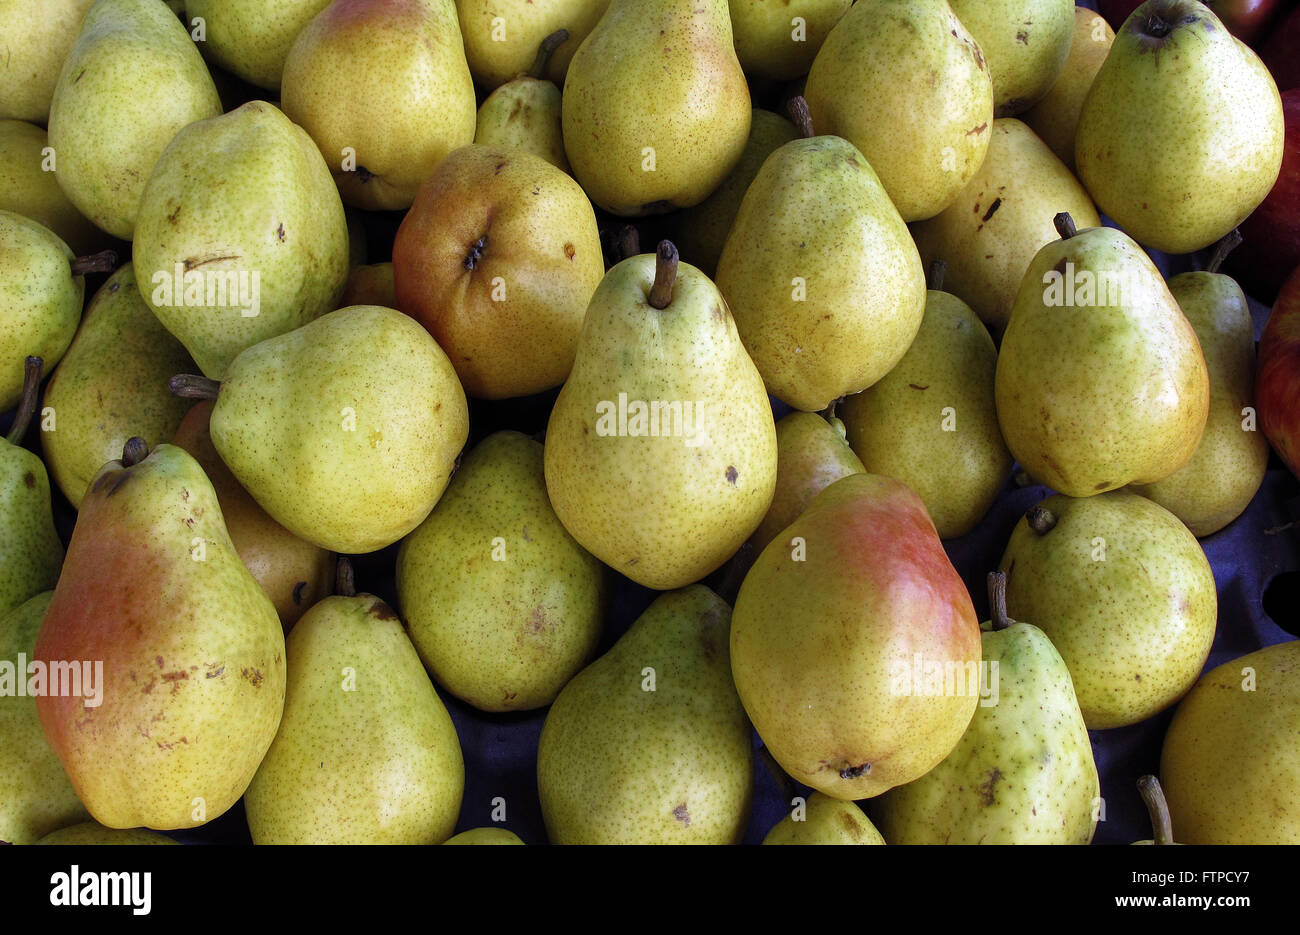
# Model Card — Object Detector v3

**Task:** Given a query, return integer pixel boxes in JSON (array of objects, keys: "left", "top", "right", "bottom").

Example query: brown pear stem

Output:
[
  {"left": 121, "top": 436, "right": 148, "bottom": 467},
  {"left": 528, "top": 28, "right": 569, "bottom": 80},
  {"left": 6, "top": 356, "right": 42, "bottom": 446},
  {"left": 928, "top": 259, "right": 947, "bottom": 292},
  {"left": 1054, "top": 213, "right": 1078, "bottom": 241},
  {"left": 1138, "top": 775, "right": 1174, "bottom": 845},
  {"left": 648, "top": 240, "right": 679, "bottom": 310},
  {"left": 987, "top": 571, "right": 1014, "bottom": 631},
  {"left": 335, "top": 556, "right": 356, "bottom": 598},
  {"left": 788, "top": 96, "right": 815, "bottom": 139},
  {"left": 70, "top": 249, "right": 118, "bottom": 276},
  {"left": 618, "top": 224, "right": 640, "bottom": 262},
  {"left": 169, "top": 373, "right": 221, "bottom": 400},
  {"left": 1205, "top": 228, "right": 1243, "bottom": 275},
  {"left": 1027, "top": 504, "right": 1057, "bottom": 535}
]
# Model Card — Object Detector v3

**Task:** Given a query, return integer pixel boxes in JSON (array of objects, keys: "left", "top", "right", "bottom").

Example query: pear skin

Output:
[
  {"left": 1022, "top": 8, "right": 1115, "bottom": 172},
  {"left": 0, "top": 119, "right": 108, "bottom": 256},
  {"left": 949, "top": 0, "right": 1074, "bottom": 116},
  {"left": 444, "top": 827, "right": 525, "bottom": 845},
  {"left": 37, "top": 822, "right": 177, "bottom": 845},
  {"left": 456, "top": 0, "right": 610, "bottom": 89},
  {"left": 185, "top": 0, "right": 333, "bottom": 91},
  {"left": 0, "top": 0, "right": 94, "bottom": 123},
  {"left": 762, "top": 793, "right": 885, "bottom": 845},
  {"left": 474, "top": 31, "right": 571, "bottom": 174},
  {"left": 730, "top": 0, "right": 852, "bottom": 81}
]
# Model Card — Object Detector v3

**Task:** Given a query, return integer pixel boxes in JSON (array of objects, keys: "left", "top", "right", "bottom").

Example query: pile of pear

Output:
[{"left": 0, "top": 0, "right": 1297, "bottom": 846}]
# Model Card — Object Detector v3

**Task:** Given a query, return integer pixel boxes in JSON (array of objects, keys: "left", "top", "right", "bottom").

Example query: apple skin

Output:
[
  {"left": 1261, "top": 5, "right": 1300, "bottom": 91},
  {"left": 1257, "top": 264, "right": 1300, "bottom": 480},
  {"left": 1102, "top": 0, "right": 1282, "bottom": 45}
]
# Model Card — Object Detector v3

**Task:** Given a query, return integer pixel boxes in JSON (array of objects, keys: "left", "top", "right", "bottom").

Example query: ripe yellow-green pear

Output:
[
  {"left": 280, "top": 0, "right": 476, "bottom": 212},
  {"left": 1022, "top": 7, "right": 1115, "bottom": 172},
  {"left": 444, "top": 828, "right": 525, "bottom": 845},
  {"left": 949, "top": 0, "right": 1074, "bottom": 115},
  {"left": 339, "top": 262, "right": 395, "bottom": 309},
  {"left": 0, "top": 120, "right": 108, "bottom": 256},
  {"left": 910, "top": 118, "right": 1101, "bottom": 335},
  {"left": 1075, "top": 0, "right": 1284, "bottom": 255},
  {"left": 186, "top": 0, "right": 333, "bottom": 90},
  {"left": 762, "top": 793, "right": 885, "bottom": 845},
  {"left": 456, "top": 0, "right": 610, "bottom": 89},
  {"left": 804, "top": 0, "right": 994, "bottom": 222},
  {"left": 37, "top": 823, "right": 177, "bottom": 845},
  {"left": 1132, "top": 775, "right": 1180, "bottom": 845},
  {"left": 730, "top": 0, "right": 852, "bottom": 81},
  {"left": 998, "top": 491, "right": 1218, "bottom": 730},
  {"left": 474, "top": 30, "right": 571, "bottom": 173},
  {"left": 0, "top": 0, "right": 94, "bottom": 122},
  {"left": 562, "top": 0, "right": 751, "bottom": 216}
]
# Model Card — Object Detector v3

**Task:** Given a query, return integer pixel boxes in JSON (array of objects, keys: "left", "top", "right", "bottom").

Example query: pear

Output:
[
  {"left": 171, "top": 401, "right": 334, "bottom": 630},
  {"left": 34, "top": 439, "right": 286, "bottom": 830},
  {"left": 1130, "top": 235, "right": 1270, "bottom": 536},
  {"left": 37, "top": 823, "right": 177, "bottom": 845},
  {"left": 0, "top": 358, "right": 64, "bottom": 616},
  {"left": 872, "top": 573, "right": 1099, "bottom": 844},
  {"left": 474, "top": 30, "right": 571, "bottom": 174},
  {"left": 949, "top": 0, "right": 1075, "bottom": 116},
  {"left": 444, "top": 827, "right": 525, "bottom": 845},
  {"left": 841, "top": 262, "right": 1011, "bottom": 539},
  {"left": 1022, "top": 7, "right": 1116, "bottom": 172},
  {"left": 910, "top": 118, "right": 1102, "bottom": 335},
  {"left": 751, "top": 411, "right": 864, "bottom": 554},
  {"left": 1159, "top": 640, "right": 1300, "bottom": 844},
  {"left": 731, "top": 473, "right": 983, "bottom": 800},
  {"left": 1132, "top": 775, "right": 1180, "bottom": 845},
  {"left": 391, "top": 144, "right": 604, "bottom": 400},
  {"left": 995, "top": 214, "right": 1210, "bottom": 497},
  {"left": 244, "top": 562, "right": 465, "bottom": 844},
  {"left": 456, "top": 0, "right": 610, "bottom": 89},
  {"left": 543, "top": 243, "right": 777, "bottom": 591},
  {"left": 171, "top": 305, "right": 469, "bottom": 555},
  {"left": 715, "top": 105, "right": 927, "bottom": 412},
  {"left": 133, "top": 100, "right": 350, "bottom": 381},
  {"left": 561, "top": 0, "right": 751, "bottom": 216},
  {"left": 47, "top": 0, "right": 222, "bottom": 240},
  {"left": 998, "top": 491, "right": 1218, "bottom": 730},
  {"left": 0, "top": 0, "right": 94, "bottom": 122},
  {"left": 762, "top": 793, "right": 885, "bottom": 845},
  {"left": 537, "top": 586, "right": 753, "bottom": 844},
  {"left": 339, "top": 262, "right": 395, "bottom": 309},
  {"left": 1075, "top": 0, "right": 1284, "bottom": 255},
  {"left": 804, "top": 0, "right": 995, "bottom": 222},
  {"left": 40, "top": 263, "right": 195, "bottom": 509},
  {"left": 730, "top": 0, "right": 852, "bottom": 81},
  {"left": 0, "top": 592, "right": 91, "bottom": 844},
  {"left": 0, "top": 120, "right": 108, "bottom": 256},
  {"left": 185, "top": 0, "right": 333, "bottom": 90},
  {"left": 397, "top": 431, "right": 606, "bottom": 712},
  {"left": 676, "top": 109, "right": 799, "bottom": 278}
]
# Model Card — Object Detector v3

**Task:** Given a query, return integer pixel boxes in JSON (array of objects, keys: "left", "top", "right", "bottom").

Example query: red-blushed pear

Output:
[
  {"left": 34, "top": 439, "right": 286, "bottom": 830},
  {"left": 730, "top": 472, "right": 982, "bottom": 800},
  {"left": 1258, "top": 264, "right": 1300, "bottom": 480}
]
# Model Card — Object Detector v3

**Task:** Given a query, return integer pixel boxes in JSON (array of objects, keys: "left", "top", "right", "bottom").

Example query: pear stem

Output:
[
  {"left": 648, "top": 240, "right": 679, "bottom": 310},
  {"left": 6, "top": 356, "right": 42, "bottom": 446},
  {"left": 1138, "top": 775, "right": 1175, "bottom": 845},
  {"left": 928, "top": 259, "right": 947, "bottom": 292},
  {"left": 1205, "top": 229, "right": 1243, "bottom": 275},
  {"left": 70, "top": 249, "right": 118, "bottom": 276},
  {"left": 335, "top": 556, "right": 356, "bottom": 598},
  {"left": 528, "top": 28, "right": 569, "bottom": 80},
  {"left": 987, "top": 571, "right": 1015, "bottom": 631},
  {"left": 169, "top": 374, "right": 221, "bottom": 400},
  {"left": 1053, "top": 213, "right": 1078, "bottom": 241},
  {"left": 618, "top": 224, "right": 640, "bottom": 261},
  {"left": 1027, "top": 504, "right": 1057, "bottom": 535},
  {"left": 821, "top": 399, "right": 840, "bottom": 423},
  {"left": 787, "top": 96, "right": 815, "bottom": 139},
  {"left": 121, "top": 436, "right": 148, "bottom": 467}
]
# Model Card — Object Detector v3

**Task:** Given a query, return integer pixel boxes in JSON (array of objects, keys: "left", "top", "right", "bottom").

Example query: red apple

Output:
[{"left": 1258, "top": 264, "right": 1300, "bottom": 480}]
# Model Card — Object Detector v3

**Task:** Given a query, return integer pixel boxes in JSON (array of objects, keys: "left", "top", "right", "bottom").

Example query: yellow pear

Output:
[
  {"left": 0, "top": 120, "right": 108, "bottom": 256},
  {"left": 474, "top": 30, "right": 571, "bottom": 173},
  {"left": 949, "top": 0, "right": 1074, "bottom": 115},
  {"left": 456, "top": 0, "right": 610, "bottom": 89},
  {"left": 762, "top": 793, "right": 885, "bottom": 845},
  {"left": 0, "top": 0, "right": 94, "bottom": 123},
  {"left": 1022, "top": 7, "right": 1115, "bottom": 172},
  {"left": 730, "top": 0, "right": 852, "bottom": 81}
]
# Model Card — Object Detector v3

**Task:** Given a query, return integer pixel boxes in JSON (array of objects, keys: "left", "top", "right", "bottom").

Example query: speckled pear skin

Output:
[
  {"left": 537, "top": 586, "right": 753, "bottom": 844},
  {"left": 730, "top": 0, "right": 852, "bottom": 81},
  {"left": 872, "top": 618, "right": 1099, "bottom": 843},
  {"left": 0, "top": 428, "right": 63, "bottom": 618},
  {"left": 0, "top": 593, "right": 91, "bottom": 845},
  {"left": 995, "top": 224, "right": 1209, "bottom": 497},
  {"left": 1075, "top": 0, "right": 1284, "bottom": 255},
  {"left": 444, "top": 827, "right": 525, "bottom": 845},
  {"left": 949, "top": 0, "right": 1074, "bottom": 116},
  {"left": 46, "top": 0, "right": 222, "bottom": 240},
  {"left": 842, "top": 287, "right": 1011, "bottom": 539},
  {"left": 0, "top": 119, "right": 107, "bottom": 256},
  {"left": 185, "top": 0, "right": 332, "bottom": 91},
  {"left": 1160, "top": 641, "right": 1300, "bottom": 844},
  {"left": 456, "top": 0, "right": 610, "bottom": 89},
  {"left": 0, "top": 0, "right": 94, "bottom": 123},
  {"left": 397, "top": 431, "right": 606, "bottom": 713},
  {"left": 244, "top": 593, "right": 465, "bottom": 844},
  {"left": 34, "top": 444, "right": 286, "bottom": 830},
  {"left": 210, "top": 305, "right": 469, "bottom": 555},
  {"left": 1022, "top": 7, "right": 1115, "bottom": 172},
  {"left": 998, "top": 491, "right": 1218, "bottom": 730},
  {"left": 762, "top": 793, "right": 885, "bottom": 845},
  {"left": 475, "top": 77, "right": 570, "bottom": 174},
  {"left": 36, "top": 822, "right": 177, "bottom": 844},
  {"left": 133, "top": 100, "right": 349, "bottom": 380}
]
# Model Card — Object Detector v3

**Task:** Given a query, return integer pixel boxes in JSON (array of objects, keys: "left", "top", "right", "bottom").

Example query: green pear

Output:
[
  {"left": 0, "top": 120, "right": 108, "bottom": 256},
  {"left": 397, "top": 431, "right": 606, "bottom": 712},
  {"left": 537, "top": 586, "right": 753, "bottom": 844},
  {"left": 751, "top": 411, "right": 864, "bottom": 554},
  {"left": 715, "top": 119, "right": 926, "bottom": 412},
  {"left": 730, "top": 0, "right": 852, "bottom": 81},
  {"left": 0, "top": 592, "right": 91, "bottom": 844},
  {"left": 244, "top": 565, "right": 465, "bottom": 844},
  {"left": 37, "top": 822, "right": 177, "bottom": 844},
  {"left": 949, "top": 0, "right": 1074, "bottom": 115},
  {"left": 872, "top": 573, "right": 1099, "bottom": 844},
  {"left": 561, "top": 0, "right": 751, "bottom": 216},
  {"left": 133, "top": 100, "right": 349, "bottom": 380},
  {"left": 456, "top": 0, "right": 610, "bottom": 89},
  {"left": 841, "top": 263, "right": 1011, "bottom": 539},
  {"left": 910, "top": 118, "right": 1101, "bottom": 335},
  {"left": 676, "top": 108, "right": 799, "bottom": 278},
  {"left": 444, "top": 827, "right": 525, "bottom": 845},
  {"left": 172, "top": 305, "right": 469, "bottom": 555},
  {"left": 34, "top": 440, "right": 286, "bottom": 830},
  {"left": 732, "top": 473, "right": 983, "bottom": 800},
  {"left": 0, "top": 0, "right": 94, "bottom": 123},
  {"left": 543, "top": 243, "right": 777, "bottom": 591},
  {"left": 1022, "top": 7, "right": 1115, "bottom": 172},
  {"left": 762, "top": 793, "right": 885, "bottom": 845},
  {"left": 1159, "top": 640, "right": 1300, "bottom": 844},
  {"left": 1075, "top": 0, "right": 1284, "bottom": 255},
  {"left": 995, "top": 215, "right": 1210, "bottom": 497},
  {"left": 474, "top": 30, "right": 571, "bottom": 174},
  {"left": 41, "top": 263, "right": 195, "bottom": 509},
  {"left": 1132, "top": 775, "right": 1180, "bottom": 845},
  {"left": 998, "top": 491, "right": 1218, "bottom": 730},
  {"left": 185, "top": 0, "right": 332, "bottom": 90},
  {"left": 804, "top": 0, "right": 994, "bottom": 222},
  {"left": 47, "top": 0, "right": 222, "bottom": 240},
  {"left": 1130, "top": 241, "right": 1269, "bottom": 536}
]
